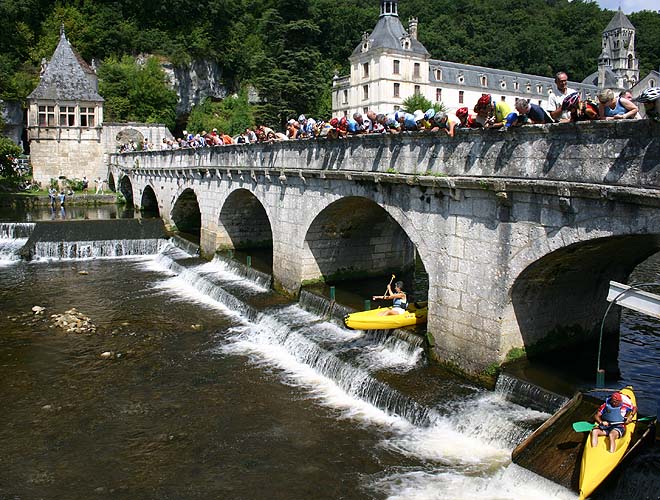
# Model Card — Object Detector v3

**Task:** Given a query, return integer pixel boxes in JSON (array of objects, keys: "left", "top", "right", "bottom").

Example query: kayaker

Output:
[
  {"left": 372, "top": 281, "right": 407, "bottom": 316},
  {"left": 590, "top": 391, "right": 637, "bottom": 453}
]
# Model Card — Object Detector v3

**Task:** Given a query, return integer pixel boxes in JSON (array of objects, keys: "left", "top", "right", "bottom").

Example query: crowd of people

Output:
[{"left": 118, "top": 74, "right": 660, "bottom": 153}]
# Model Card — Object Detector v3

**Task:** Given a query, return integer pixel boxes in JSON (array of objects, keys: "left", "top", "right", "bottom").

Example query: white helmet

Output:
[{"left": 636, "top": 87, "right": 660, "bottom": 103}]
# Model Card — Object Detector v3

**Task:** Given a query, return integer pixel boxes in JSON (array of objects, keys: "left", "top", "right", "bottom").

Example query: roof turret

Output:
[
  {"left": 604, "top": 8, "right": 635, "bottom": 32},
  {"left": 351, "top": 0, "right": 429, "bottom": 57},
  {"left": 28, "top": 27, "right": 103, "bottom": 102}
]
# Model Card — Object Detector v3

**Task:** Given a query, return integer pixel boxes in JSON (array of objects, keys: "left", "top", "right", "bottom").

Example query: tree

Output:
[
  {"left": 187, "top": 89, "right": 256, "bottom": 136},
  {"left": 0, "top": 135, "right": 23, "bottom": 177},
  {"left": 402, "top": 94, "right": 446, "bottom": 114},
  {"left": 98, "top": 56, "right": 178, "bottom": 129}
]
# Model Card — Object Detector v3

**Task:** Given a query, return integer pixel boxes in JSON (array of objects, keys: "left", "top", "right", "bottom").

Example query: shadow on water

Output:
[{"left": 0, "top": 203, "right": 135, "bottom": 222}]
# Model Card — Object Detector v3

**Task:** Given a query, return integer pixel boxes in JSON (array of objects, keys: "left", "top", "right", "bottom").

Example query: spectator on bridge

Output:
[
  {"left": 432, "top": 111, "right": 458, "bottom": 137},
  {"left": 385, "top": 112, "right": 401, "bottom": 133},
  {"left": 474, "top": 94, "right": 511, "bottom": 129},
  {"left": 598, "top": 88, "right": 639, "bottom": 120},
  {"left": 514, "top": 98, "right": 553, "bottom": 125},
  {"left": 397, "top": 111, "right": 420, "bottom": 131},
  {"left": 635, "top": 87, "right": 660, "bottom": 123},
  {"left": 455, "top": 107, "right": 480, "bottom": 129},
  {"left": 346, "top": 113, "right": 366, "bottom": 135},
  {"left": 591, "top": 391, "right": 636, "bottom": 453},
  {"left": 561, "top": 92, "right": 599, "bottom": 122},
  {"left": 548, "top": 71, "right": 575, "bottom": 122}
]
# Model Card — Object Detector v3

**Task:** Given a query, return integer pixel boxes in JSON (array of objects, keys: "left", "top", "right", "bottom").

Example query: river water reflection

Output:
[{"left": 0, "top": 208, "right": 658, "bottom": 500}]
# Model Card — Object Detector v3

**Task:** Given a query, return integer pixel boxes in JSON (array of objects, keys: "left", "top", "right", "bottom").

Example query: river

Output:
[{"left": 0, "top": 208, "right": 658, "bottom": 500}]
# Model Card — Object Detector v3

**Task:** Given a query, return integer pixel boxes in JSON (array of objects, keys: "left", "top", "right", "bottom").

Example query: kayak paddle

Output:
[{"left": 572, "top": 416, "right": 656, "bottom": 432}]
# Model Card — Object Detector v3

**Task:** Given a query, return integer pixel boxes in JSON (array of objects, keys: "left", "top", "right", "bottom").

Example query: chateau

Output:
[{"left": 332, "top": 0, "right": 657, "bottom": 118}]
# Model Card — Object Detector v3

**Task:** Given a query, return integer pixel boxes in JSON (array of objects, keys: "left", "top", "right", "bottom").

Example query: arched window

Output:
[
  {"left": 480, "top": 75, "right": 488, "bottom": 86},
  {"left": 628, "top": 54, "right": 634, "bottom": 69}
]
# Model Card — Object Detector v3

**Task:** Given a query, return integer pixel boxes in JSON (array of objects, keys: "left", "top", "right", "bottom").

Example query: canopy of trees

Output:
[{"left": 1, "top": 0, "right": 658, "bottom": 129}]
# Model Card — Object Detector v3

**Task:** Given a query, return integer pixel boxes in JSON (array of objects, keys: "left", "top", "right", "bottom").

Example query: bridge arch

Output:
[
  {"left": 140, "top": 185, "right": 160, "bottom": 218},
  {"left": 171, "top": 188, "right": 201, "bottom": 239},
  {"left": 507, "top": 234, "right": 660, "bottom": 360},
  {"left": 217, "top": 188, "right": 272, "bottom": 250},
  {"left": 118, "top": 175, "right": 133, "bottom": 205},
  {"left": 301, "top": 196, "right": 420, "bottom": 285}
]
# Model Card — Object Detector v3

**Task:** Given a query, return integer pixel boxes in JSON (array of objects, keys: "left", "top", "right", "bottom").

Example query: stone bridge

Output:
[{"left": 108, "top": 120, "right": 660, "bottom": 375}]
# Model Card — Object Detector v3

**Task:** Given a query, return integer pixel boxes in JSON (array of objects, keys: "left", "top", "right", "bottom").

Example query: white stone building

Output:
[{"left": 332, "top": 0, "right": 658, "bottom": 118}]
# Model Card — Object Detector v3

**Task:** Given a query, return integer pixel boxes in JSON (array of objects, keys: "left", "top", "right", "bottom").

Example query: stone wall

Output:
[{"left": 30, "top": 127, "right": 105, "bottom": 186}]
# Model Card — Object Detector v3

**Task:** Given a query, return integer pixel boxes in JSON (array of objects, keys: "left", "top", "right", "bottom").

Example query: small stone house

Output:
[{"left": 26, "top": 26, "right": 105, "bottom": 187}]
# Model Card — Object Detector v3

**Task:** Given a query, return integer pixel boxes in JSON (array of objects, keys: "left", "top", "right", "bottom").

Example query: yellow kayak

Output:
[
  {"left": 344, "top": 302, "right": 427, "bottom": 330},
  {"left": 578, "top": 386, "right": 637, "bottom": 500}
]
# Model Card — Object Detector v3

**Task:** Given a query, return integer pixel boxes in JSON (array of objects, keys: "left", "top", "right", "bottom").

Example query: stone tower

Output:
[
  {"left": 26, "top": 26, "right": 105, "bottom": 186},
  {"left": 598, "top": 8, "right": 639, "bottom": 89}
]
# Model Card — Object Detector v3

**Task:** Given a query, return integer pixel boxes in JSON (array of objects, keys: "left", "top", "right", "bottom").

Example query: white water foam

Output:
[
  {"left": 373, "top": 464, "right": 577, "bottom": 500},
  {"left": 197, "top": 258, "right": 269, "bottom": 293},
  {"left": 0, "top": 238, "right": 26, "bottom": 266},
  {"left": 141, "top": 245, "right": 572, "bottom": 500}
]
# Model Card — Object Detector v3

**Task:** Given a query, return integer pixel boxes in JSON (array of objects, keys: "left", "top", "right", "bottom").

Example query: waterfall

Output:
[
  {"left": 211, "top": 254, "right": 272, "bottom": 289},
  {"left": 495, "top": 372, "right": 568, "bottom": 413},
  {"left": 0, "top": 222, "right": 36, "bottom": 239},
  {"left": 0, "top": 223, "right": 35, "bottom": 265},
  {"left": 33, "top": 239, "right": 166, "bottom": 260}
]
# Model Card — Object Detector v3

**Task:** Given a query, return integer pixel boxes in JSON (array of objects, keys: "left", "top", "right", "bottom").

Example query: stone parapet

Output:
[{"left": 110, "top": 120, "right": 660, "bottom": 189}]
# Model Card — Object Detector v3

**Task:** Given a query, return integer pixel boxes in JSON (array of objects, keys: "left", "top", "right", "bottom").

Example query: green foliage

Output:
[
  {"left": 98, "top": 56, "right": 177, "bottom": 129},
  {"left": 402, "top": 95, "right": 447, "bottom": 115},
  {"left": 1, "top": 0, "right": 659, "bottom": 123},
  {"left": 187, "top": 89, "right": 255, "bottom": 136},
  {"left": 0, "top": 136, "right": 22, "bottom": 177}
]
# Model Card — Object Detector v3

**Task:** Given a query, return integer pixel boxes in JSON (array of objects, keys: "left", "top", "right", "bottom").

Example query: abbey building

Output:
[{"left": 332, "top": 0, "right": 656, "bottom": 118}]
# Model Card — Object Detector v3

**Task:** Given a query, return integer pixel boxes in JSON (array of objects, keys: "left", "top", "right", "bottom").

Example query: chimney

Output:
[{"left": 408, "top": 18, "right": 418, "bottom": 40}]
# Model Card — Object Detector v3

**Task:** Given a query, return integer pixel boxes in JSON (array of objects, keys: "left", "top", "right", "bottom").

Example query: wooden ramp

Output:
[{"left": 512, "top": 392, "right": 657, "bottom": 495}]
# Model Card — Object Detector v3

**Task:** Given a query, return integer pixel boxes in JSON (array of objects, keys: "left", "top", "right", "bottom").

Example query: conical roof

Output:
[
  {"left": 28, "top": 29, "right": 103, "bottom": 102},
  {"left": 604, "top": 8, "right": 635, "bottom": 32}
]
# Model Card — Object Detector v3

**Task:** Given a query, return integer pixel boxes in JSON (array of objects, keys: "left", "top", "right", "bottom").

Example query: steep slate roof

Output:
[
  {"left": 352, "top": 13, "right": 429, "bottom": 58},
  {"left": 582, "top": 68, "right": 620, "bottom": 89},
  {"left": 604, "top": 8, "right": 635, "bottom": 32},
  {"left": 28, "top": 30, "right": 103, "bottom": 102}
]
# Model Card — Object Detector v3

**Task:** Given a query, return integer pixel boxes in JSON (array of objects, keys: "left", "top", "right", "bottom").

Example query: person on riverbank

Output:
[
  {"left": 48, "top": 187, "right": 57, "bottom": 205},
  {"left": 591, "top": 391, "right": 636, "bottom": 453},
  {"left": 82, "top": 176, "right": 89, "bottom": 194},
  {"left": 95, "top": 177, "right": 104, "bottom": 194},
  {"left": 372, "top": 281, "right": 408, "bottom": 316},
  {"left": 59, "top": 190, "right": 66, "bottom": 206}
]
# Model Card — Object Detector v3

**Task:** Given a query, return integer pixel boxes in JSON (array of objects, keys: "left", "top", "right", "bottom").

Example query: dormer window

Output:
[
  {"left": 536, "top": 84, "right": 542, "bottom": 93},
  {"left": 360, "top": 32, "right": 370, "bottom": 53},
  {"left": 457, "top": 73, "right": 464, "bottom": 84},
  {"left": 526, "top": 82, "right": 531, "bottom": 92},
  {"left": 500, "top": 80, "right": 506, "bottom": 89},
  {"left": 513, "top": 81, "right": 519, "bottom": 91},
  {"left": 435, "top": 69, "right": 442, "bottom": 81},
  {"left": 480, "top": 75, "right": 488, "bottom": 87},
  {"left": 401, "top": 35, "right": 411, "bottom": 50}
]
